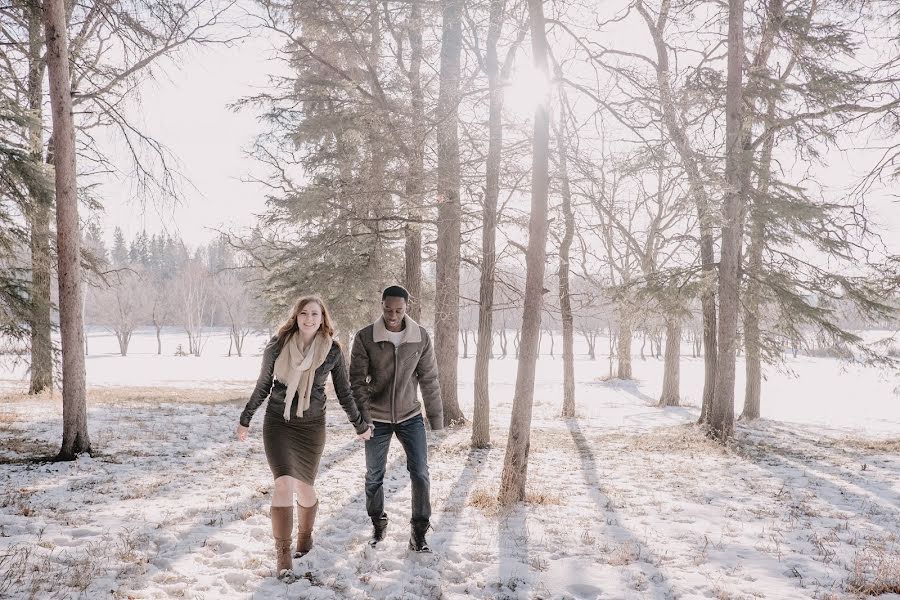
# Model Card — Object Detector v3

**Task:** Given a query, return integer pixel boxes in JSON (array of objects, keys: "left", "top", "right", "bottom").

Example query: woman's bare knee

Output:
[
  {"left": 272, "top": 476, "right": 297, "bottom": 506},
  {"left": 295, "top": 480, "right": 317, "bottom": 507}
]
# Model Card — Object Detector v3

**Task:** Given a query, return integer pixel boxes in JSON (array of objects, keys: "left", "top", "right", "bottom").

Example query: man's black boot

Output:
[
  {"left": 369, "top": 514, "right": 388, "bottom": 547},
  {"left": 409, "top": 520, "right": 431, "bottom": 553}
]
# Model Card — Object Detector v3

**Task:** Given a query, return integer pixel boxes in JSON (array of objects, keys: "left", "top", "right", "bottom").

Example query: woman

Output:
[{"left": 236, "top": 295, "right": 372, "bottom": 578}]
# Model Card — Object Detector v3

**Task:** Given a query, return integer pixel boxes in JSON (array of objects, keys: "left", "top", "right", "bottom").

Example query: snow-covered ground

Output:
[{"left": 1, "top": 328, "right": 899, "bottom": 599}]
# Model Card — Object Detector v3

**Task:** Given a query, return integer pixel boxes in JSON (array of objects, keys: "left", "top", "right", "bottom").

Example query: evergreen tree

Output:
[
  {"left": 0, "top": 101, "right": 45, "bottom": 353},
  {"left": 244, "top": 0, "right": 409, "bottom": 334},
  {"left": 111, "top": 227, "right": 128, "bottom": 268}
]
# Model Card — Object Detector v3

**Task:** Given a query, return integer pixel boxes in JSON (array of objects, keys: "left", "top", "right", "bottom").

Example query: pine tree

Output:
[{"left": 111, "top": 227, "right": 128, "bottom": 268}]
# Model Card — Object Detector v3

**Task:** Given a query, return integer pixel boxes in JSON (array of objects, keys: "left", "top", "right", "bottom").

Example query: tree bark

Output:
[
  {"left": 471, "top": 0, "right": 503, "bottom": 446},
  {"left": 698, "top": 216, "right": 719, "bottom": 421},
  {"left": 584, "top": 330, "right": 596, "bottom": 360},
  {"left": 741, "top": 100, "right": 776, "bottom": 421},
  {"left": 45, "top": 0, "right": 90, "bottom": 459},
  {"left": 436, "top": 0, "right": 465, "bottom": 425},
  {"left": 558, "top": 101, "right": 576, "bottom": 416},
  {"left": 710, "top": 0, "right": 747, "bottom": 442},
  {"left": 617, "top": 318, "right": 633, "bottom": 379},
  {"left": 742, "top": 292, "right": 761, "bottom": 420},
  {"left": 740, "top": 0, "right": 785, "bottom": 418},
  {"left": 233, "top": 327, "right": 245, "bottom": 357},
  {"left": 659, "top": 317, "right": 681, "bottom": 407},
  {"left": 498, "top": 0, "right": 551, "bottom": 506},
  {"left": 404, "top": 0, "right": 425, "bottom": 321},
  {"left": 27, "top": 0, "right": 53, "bottom": 395}
]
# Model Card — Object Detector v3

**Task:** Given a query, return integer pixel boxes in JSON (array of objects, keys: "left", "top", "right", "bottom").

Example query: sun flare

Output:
[{"left": 504, "top": 62, "right": 552, "bottom": 119}]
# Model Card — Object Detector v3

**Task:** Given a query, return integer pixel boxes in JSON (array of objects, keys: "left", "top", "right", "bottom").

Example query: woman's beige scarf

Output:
[{"left": 273, "top": 331, "right": 331, "bottom": 420}]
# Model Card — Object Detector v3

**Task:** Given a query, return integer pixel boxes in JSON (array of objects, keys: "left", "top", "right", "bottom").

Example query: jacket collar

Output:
[{"left": 373, "top": 314, "right": 422, "bottom": 345}]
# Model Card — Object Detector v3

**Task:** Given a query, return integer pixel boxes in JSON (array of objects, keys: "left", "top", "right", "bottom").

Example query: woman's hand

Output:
[
  {"left": 236, "top": 424, "right": 249, "bottom": 441},
  {"left": 357, "top": 424, "right": 373, "bottom": 441}
]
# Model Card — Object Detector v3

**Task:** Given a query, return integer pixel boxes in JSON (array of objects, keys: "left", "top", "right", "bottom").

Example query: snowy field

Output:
[{"left": 1, "top": 328, "right": 899, "bottom": 599}]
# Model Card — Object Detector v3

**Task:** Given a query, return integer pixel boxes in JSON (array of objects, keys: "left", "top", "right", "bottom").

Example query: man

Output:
[{"left": 350, "top": 285, "right": 444, "bottom": 552}]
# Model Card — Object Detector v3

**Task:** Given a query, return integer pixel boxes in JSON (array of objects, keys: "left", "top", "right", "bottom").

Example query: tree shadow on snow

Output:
[
  {"left": 737, "top": 421, "right": 900, "bottom": 532},
  {"left": 566, "top": 419, "right": 678, "bottom": 598}
]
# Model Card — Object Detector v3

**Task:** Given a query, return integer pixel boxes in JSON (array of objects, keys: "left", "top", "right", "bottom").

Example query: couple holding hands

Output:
[{"left": 235, "top": 286, "right": 444, "bottom": 578}]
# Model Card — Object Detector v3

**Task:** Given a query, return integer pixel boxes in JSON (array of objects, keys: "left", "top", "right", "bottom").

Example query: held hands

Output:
[
  {"left": 235, "top": 424, "right": 249, "bottom": 441},
  {"left": 357, "top": 423, "right": 374, "bottom": 441}
]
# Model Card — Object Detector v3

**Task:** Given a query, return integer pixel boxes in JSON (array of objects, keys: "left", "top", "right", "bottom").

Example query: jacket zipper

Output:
[{"left": 391, "top": 342, "right": 399, "bottom": 423}]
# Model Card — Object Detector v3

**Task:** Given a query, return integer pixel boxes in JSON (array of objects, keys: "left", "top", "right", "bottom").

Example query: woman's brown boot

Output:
[
  {"left": 270, "top": 506, "right": 293, "bottom": 577},
  {"left": 294, "top": 500, "right": 318, "bottom": 557}
]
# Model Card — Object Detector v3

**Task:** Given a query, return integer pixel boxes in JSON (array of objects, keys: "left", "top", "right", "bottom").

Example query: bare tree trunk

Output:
[
  {"left": 436, "top": 0, "right": 465, "bottom": 426},
  {"left": 472, "top": 6, "right": 503, "bottom": 444},
  {"left": 742, "top": 299, "right": 761, "bottom": 420},
  {"left": 233, "top": 327, "right": 244, "bottom": 357},
  {"left": 697, "top": 242, "right": 718, "bottom": 425},
  {"left": 558, "top": 107, "right": 576, "bottom": 416},
  {"left": 499, "top": 0, "right": 550, "bottom": 506},
  {"left": 608, "top": 327, "right": 615, "bottom": 377},
  {"left": 404, "top": 0, "right": 425, "bottom": 321},
  {"left": 659, "top": 318, "right": 681, "bottom": 407},
  {"left": 741, "top": 99, "right": 776, "bottom": 421},
  {"left": 710, "top": 0, "right": 747, "bottom": 442},
  {"left": 404, "top": 222, "right": 423, "bottom": 321},
  {"left": 83, "top": 301, "right": 88, "bottom": 356},
  {"left": 27, "top": 1, "right": 53, "bottom": 395},
  {"left": 28, "top": 207, "right": 53, "bottom": 394},
  {"left": 45, "top": 0, "right": 90, "bottom": 459},
  {"left": 341, "top": 329, "right": 352, "bottom": 364},
  {"left": 617, "top": 318, "right": 632, "bottom": 379},
  {"left": 116, "top": 331, "right": 130, "bottom": 356}
]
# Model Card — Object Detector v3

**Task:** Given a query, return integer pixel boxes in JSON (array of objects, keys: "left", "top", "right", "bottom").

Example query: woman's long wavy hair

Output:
[{"left": 274, "top": 295, "right": 336, "bottom": 350}]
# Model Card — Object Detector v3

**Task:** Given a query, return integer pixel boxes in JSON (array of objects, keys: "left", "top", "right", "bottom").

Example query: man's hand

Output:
[
  {"left": 235, "top": 424, "right": 249, "bottom": 441},
  {"left": 357, "top": 423, "right": 374, "bottom": 441}
]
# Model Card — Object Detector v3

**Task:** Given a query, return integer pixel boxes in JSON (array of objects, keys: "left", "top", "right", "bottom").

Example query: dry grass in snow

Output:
[{"left": 1, "top": 385, "right": 899, "bottom": 599}]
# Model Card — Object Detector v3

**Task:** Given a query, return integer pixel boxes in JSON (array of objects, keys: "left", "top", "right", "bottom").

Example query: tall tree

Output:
[
  {"left": 735, "top": 0, "right": 898, "bottom": 418},
  {"left": 499, "top": 0, "right": 551, "bottom": 506},
  {"left": 634, "top": 0, "right": 719, "bottom": 423},
  {"left": 709, "top": 0, "right": 747, "bottom": 442},
  {"left": 472, "top": 0, "right": 520, "bottom": 447},
  {"left": 239, "top": 0, "right": 406, "bottom": 335},
  {"left": 555, "top": 86, "right": 576, "bottom": 418},
  {"left": 44, "top": 0, "right": 90, "bottom": 459},
  {"left": 25, "top": 0, "right": 53, "bottom": 394},
  {"left": 403, "top": 0, "right": 426, "bottom": 321},
  {"left": 435, "top": 0, "right": 465, "bottom": 425}
]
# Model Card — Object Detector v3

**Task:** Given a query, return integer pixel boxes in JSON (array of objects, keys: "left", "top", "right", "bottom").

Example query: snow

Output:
[{"left": 1, "top": 327, "right": 899, "bottom": 599}]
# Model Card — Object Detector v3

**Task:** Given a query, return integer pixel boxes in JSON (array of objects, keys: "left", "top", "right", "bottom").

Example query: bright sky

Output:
[
  {"left": 92, "top": 7, "right": 900, "bottom": 260},
  {"left": 96, "top": 32, "right": 279, "bottom": 246}
]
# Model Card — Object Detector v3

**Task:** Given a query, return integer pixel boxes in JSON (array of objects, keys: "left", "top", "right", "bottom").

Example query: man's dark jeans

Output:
[{"left": 365, "top": 413, "right": 431, "bottom": 524}]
